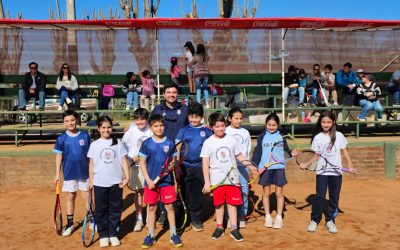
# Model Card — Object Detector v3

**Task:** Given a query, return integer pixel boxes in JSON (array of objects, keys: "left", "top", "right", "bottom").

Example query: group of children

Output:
[{"left": 54, "top": 103, "right": 355, "bottom": 248}]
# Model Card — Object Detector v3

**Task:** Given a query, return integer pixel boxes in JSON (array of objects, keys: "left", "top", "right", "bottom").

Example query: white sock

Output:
[{"left": 137, "top": 213, "right": 143, "bottom": 221}]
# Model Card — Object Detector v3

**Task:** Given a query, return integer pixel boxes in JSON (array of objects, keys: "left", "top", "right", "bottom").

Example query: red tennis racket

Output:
[{"left": 53, "top": 180, "right": 63, "bottom": 236}]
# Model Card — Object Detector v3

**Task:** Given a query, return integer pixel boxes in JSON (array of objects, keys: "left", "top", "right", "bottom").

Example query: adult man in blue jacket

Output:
[{"left": 336, "top": 62, "right": 358, "bottom": 106}]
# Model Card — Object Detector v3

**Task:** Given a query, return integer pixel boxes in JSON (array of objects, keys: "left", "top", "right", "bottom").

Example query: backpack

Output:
[{"left": 102, "top": 84, "right": 115, "bottom": 97}]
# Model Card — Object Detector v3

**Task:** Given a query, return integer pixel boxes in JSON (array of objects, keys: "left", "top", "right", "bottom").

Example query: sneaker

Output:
[
  {"left": 325, "top": 220, "right": 338, "bottom": 234},
  {"left": 273, "top": 215, "right": 283, "bottom": 229},
  {"left": 211, "top": 227, "right": 224, "bottom": 240},
  {"left": 109, "top": 236, "right": 121, "bottom": 247},
  {"left": 125, "top": 105, "right": 131, "bottom": 111},
  {"left": 18, "top": 107, "right": 26, "bottom": 111},
  {"left": 298, "top": 102, "right": 306, "bottom": 107},
  {"left": 333, "top": 102, "right": 339, "bottom": 107},
  {"left": 62, "top": 225, "right": 74, "bottom": 237},
  {"left": 100, "top": 237, "right": 110, "bottom": 247},
  {"left": 229, "top": 229, "right": 244, "bottom": 242},
  {"left": 192, "top": 221, "right": 204, "bottom": 232},
  {"left": 142, "top": 235, "right": 156, "bottom": 249},
  {"left": 134, "top": 220, "right": 144, "bottom": 232},
  {"left": 393, "top": 103, "right": 400, "bottom": 107},
  {"left": 170, "top": 234, "right": 183, "bottom": 247},
  {"left": 357, "top": 116, "right": 367, "bottom": 122},
  {"left": 307, "top": 220, "right": 318, "bottom": 232},
  {"left": 205, "top": 104, "right": 210, "bottom": 109},
  {"left": 39, "top": 107, "right": 45, "bottom": 111},
  {"left": 157, "top": 211, "right": 166, "bottom": 225},
  {"left": 264, "top": 214, "right": 273, "bottom": 228},
  {"left": 239, "top": 219, "right": 247, "bottom": 228},
  {"left": 66, "top": 97, "right": 73, "bottom": 105},
  {"left": 377, "top": 118, "right": 384, "bottom": 122},
  {"left": 57, "top": 106, "right": 63, "bottom": 111}
]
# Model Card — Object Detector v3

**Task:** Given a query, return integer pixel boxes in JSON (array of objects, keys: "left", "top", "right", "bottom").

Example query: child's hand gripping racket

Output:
[
  {"left": 152, "top": 141, "right": 188, "bottom": 187},
  {"left": 81, "top": 188, "right": 96, "bottom": 247},
  {"left": 296, "top": 150, "right": 358, "bottom": 174},
  {"left": 53, "top": 180, "right": 63, "bottom": 236},
  {"left": 259, "top": 134, "right": 299, "bottom": 176}
]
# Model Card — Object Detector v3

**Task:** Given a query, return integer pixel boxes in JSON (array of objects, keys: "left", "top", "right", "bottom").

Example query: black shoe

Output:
[
  {"left": 298, "top": 103, "right": 306, "bottom": 107},
  {"left": 229, "top": 229, "right": 244, "bottom": 242},
  {"left": 211, "top": 227, "right": 224, "bottom": 240},
  {"left": 18, "top": 107, "right": 26, "bottom": 111},
  {"left": 157, "top": 211, "right": 166, "bottom": 225},
  {"left": 192, "top": 221, "right": 204, "bottom": 232},
  {"left": 39, "top": 107, "right": 44, "bottom": 111}
]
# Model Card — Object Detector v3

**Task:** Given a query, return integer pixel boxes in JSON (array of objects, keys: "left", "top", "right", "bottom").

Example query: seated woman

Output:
[
  {"left": 283, "top": 65, "right": 305, "bottom": 107},
  {"left": 356, "top": 74, "right": 383, "bottom": 121},
  {"left": 56, "top": 63, "right": 79, "bottom": 111},
  {"left": 388, "top": 70, "right": 400, "bottom": 107}
]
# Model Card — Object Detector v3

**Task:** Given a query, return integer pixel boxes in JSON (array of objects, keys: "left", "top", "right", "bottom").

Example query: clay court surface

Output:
[{"left": 0, "top": 179, "right": 399, "bottom": 249}]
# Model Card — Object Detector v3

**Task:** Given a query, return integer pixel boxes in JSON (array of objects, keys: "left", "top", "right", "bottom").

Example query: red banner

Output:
[{"left": 0, "top": 18, "right": 399, "bottom": 30}]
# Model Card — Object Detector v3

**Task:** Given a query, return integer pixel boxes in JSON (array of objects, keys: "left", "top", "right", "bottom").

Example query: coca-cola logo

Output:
[
  {"left": 204, "top": 20, "right": 230, "bottom": 27},
  {"left": 299, "top": 21, "right": 326, "bottom": 29},
  {"left": 105, "top": 21, "right": 131, "bottom": 26},
  {"left": 156, "top": 20, "right": 182, "bottom": 26},
  {"left": 252, "top": 21, "right": 279, "bottom": 28},
  {"left": 347, "top": 22, "right": 373, "bottom": 28}
]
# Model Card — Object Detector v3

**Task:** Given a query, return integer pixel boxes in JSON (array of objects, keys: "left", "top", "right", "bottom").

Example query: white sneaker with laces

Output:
[
  {"left": 66, "top": 97, "right": 73, "bottom": 105},
  {"left": 100, "top": 237, "right": 110, "bottom": 247},
  {"left": 264, "top": 214, "right": 273, "bottom": 228},
  {"left": 307, "top": 220, "right": 318, "bottom": 232},
  {"left": 273, "top": 215, "right": 283, "bottom": 229},
  {"left": 62, "top": 225, "right": 74, "bottom": 237},
  {"left": 109, "top": 236, "right": 121, "bottom": 247},
  {"left": 325, "top": 220, "right": 338, "bottom": 234},
  {"left": 134, "top": 220, "right": 144, "bottom": 232},
  {"left": 239, "top": 219, "right": 247, "bottom": 228}
]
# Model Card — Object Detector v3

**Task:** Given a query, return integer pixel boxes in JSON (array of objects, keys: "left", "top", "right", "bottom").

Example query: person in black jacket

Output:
[{"left": 18, "top": 62, "right": 48, "bottom": 111}]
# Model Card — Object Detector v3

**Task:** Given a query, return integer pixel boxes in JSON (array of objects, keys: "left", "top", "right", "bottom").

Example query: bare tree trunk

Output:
[
  {"left": 65, "top": 0, "right": 79, "bottom": 73},
  {"left": 0, "top": 0, "right": 5, "bottom": 19},
  {"left": 218, "top": 0, "right": 233, "bottom": 18}
]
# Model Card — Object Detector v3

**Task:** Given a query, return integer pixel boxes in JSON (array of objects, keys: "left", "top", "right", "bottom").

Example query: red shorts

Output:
[
  {"left": 144, "top": 186, "right": 176, "bottom": 205},
  {"left": 212, "top": 185, "right": 242, "bottom": 206}
]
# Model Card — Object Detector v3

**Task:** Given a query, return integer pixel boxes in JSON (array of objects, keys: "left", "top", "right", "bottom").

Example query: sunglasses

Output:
[
  {"left": 62, "top": 66, "right": 69, "bottom": 69},
  {"left": 30, "top": 67, "right": 37, "bottom": 69}
]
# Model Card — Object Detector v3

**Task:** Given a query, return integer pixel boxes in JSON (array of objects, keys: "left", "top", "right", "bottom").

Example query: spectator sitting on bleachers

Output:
[
  {"left": 356, "top": 74, "right": 383, "bottom": 122},
  {"left": 18, "top": 62, "right": 48, "bottom": 111},
  {"left": 355, "top": 69, "right": 365, "bottom": 85},
  {"left": 123, "top": 72, "right": 139, "bottom": 110},
  {"left": 56, "top": 63, "right": 79, "bottom": 111},
  {"left": 308, "top": 64, "right": 327, "bottom": 106},
  {"left": 321, "top": 64, "right": 338, "bottom": 106},
  {"left": 388, "top": 70, "right": 400, "bottom": 107},
  {"left": 284, "top": 65, "right": 305, "bottom": 107},
  {"left": 336, "top": 62, "right": 358, "bottom": 106}
]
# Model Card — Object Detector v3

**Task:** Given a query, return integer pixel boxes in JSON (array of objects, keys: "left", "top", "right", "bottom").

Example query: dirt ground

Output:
[{"left": 1, "top": 179, "right": 399, "bottom": 249}]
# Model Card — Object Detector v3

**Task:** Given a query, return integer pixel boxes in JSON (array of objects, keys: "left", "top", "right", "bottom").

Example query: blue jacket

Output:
[
  {"left": 336, "top": 70, "right": 357, "bottom": 88},
  {"left": 151, "top": 100, "right": 189, "bottom": 141}
]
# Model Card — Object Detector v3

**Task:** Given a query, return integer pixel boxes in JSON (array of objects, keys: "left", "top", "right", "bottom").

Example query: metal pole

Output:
[
  {"left": 269, "top": 30, "right": 271, "bottom": 73},
  {"left": 281, "top": 28, "right": 285, "bottom": 122},
  {"left": 156, "top": 28, "right": 160, "bottom": 103}
]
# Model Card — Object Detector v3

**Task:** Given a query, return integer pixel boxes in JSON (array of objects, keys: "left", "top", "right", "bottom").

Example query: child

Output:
[
  {"left": 321, "top": 64, "right": 338, "bottom": 106},
  {"left": 170, "top": 57, "right": 182, "bottom": 85},
  {"left": 225, "top": 107, "right": 251, "bottom": 228},
  {"left": 140, "top": 114, "right": 183, "bottom": 248},
  {"left": 123, "top": 72, "right": 140, "bottom": 110},
  {"left": 122, "top": 108, "right": 152, "bottom": 232},
  {"left": 183, "top": 41, "right": 195, "bottom": 95},
  {"left": 175, "top": 102, "right": 212, "bottom": 232},
  {"left": 54, "top": 109, "right": 91, "bottom": 237},
  {"left": 88, "top": 116, "right": 130, "bottom": 247},
  {"left": 299, "top": 111, "right": 356, "bottom": 234},
  {"left": 139, "top": 70, "right": 156, "bottom": 111},
  {"left": 201, "top": 112, "right": 257, "bottom": 242},
  {"left": 251, "top": 113, "right": 296, "bottom": 229}
]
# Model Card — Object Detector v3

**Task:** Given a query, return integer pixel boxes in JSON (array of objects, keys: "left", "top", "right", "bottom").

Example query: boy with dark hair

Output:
[
  {"left": 175, "top": 102, "right": 212, "bottom": 231},
  {"left": 54, "top": 109, "right": 91, "bottom": 236},
  {"left": 122, "top": 108, "right": 152, "bottom": 232},
  {"left": 140, "top": 114, "right": 183, "bottom": 248}
]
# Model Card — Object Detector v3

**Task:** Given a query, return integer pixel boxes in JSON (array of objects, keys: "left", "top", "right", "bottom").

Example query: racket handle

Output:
[
  {"left": 55, "top": 180, "right": 61, "bottom": 195},
  {"left": 153, "top": 176, "right": 161, "bottom": 185},
  {"left": 258, "top": 168, "right": 266, "bottom": 176},
  {"left": 342, "top": 167, "right": 349, "bottom": 172}
]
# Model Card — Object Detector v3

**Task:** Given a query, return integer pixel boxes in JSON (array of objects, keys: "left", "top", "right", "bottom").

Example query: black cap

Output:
[{"left": 288, "top": 65, "right": 298, "bottom": 73}]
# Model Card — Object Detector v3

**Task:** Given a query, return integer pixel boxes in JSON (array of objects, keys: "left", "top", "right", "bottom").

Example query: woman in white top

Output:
[
  {"left": 56, "top": 63, "right": 79, "bottom": 111},
  {"left": 184, "top": 41, "right": 195, "bottom": 95}
]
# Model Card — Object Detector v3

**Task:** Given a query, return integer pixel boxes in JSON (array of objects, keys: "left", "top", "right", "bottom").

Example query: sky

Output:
[{"left": 2, "top": 0, "right": 400, "bottom": 20}]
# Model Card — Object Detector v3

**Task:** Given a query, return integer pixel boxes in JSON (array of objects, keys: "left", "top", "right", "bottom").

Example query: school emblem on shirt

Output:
[
  {"left": 216, "top": 146, "right": 231, "bottom": 164},
  {"left": 177, "top": 109, "right": 181, "bottom": 115},
  {"left": 79, "top": 139, "right": 85, "bottom": 146},
  {"left": 162, "top": 112, "right": 166, "bottom": 117},
  {"left": 200, "top": 131, "right": 206, "bottom": 137},
  {"left": 100, "top": 148, "right": 116, "bottom": 164},
  {"left": 163, "top": 145, "right": 170, "bottom": 153}
]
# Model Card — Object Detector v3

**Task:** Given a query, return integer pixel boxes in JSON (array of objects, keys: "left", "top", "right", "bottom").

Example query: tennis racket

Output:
[
  {"left": 296, "top": 150, "right": 358, "bottom": 173},
  {"left": 82, "top": 188, "right": 96, "bottom": 247},
  {"left": 317, "top": 79, "right": 329, "bottom": 106},
  {"left": 209, "top": 163, "right": 239, "bottom": 191},
  {"left": 258, "top": 134, "right": 299, "bottom": 176},
  {"left": 53, "top": 180, "right": 63, "bottom": 236},
  {"left": 240, "top": 160, "right": 259, "bottom": 185},
  {"left": 174, "top": 183, "right": 188, "bottom": 234},
  {"left": 153, "top": 141, "right": 188, "bottom": 185},
  {"left": 127, "top": 137, "right": 146, "bottom": 191}
]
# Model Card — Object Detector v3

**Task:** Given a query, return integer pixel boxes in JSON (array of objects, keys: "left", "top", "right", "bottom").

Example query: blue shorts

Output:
[{"left": 259, "top": 169, "right": 287, "bottom": 187}]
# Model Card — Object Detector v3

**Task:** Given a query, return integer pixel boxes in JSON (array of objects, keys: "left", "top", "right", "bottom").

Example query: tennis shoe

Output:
[
  {"left": 62, "top": 225, "right": 74, "bottom": 237},
  {"left": 211, "top": 227, "right": 224, "bottom": 240},
  {"left": 325, "top": 220, "right": 338, "bottom": 234},
  {"left": 109, "top": 236, "right": 121, "bottom": 247},
  {"left": 192, "top": 221, "right": 204, "bottom": 232},
  {"left": 99, "top": 237, "right": 110, "bottom": 247},
  {"left": 134, "top": 220, "right": 144, "bottom": 232},
  {"left": 273, "top": 215, "right": 283, "bottom": 229},
  {"left": 170, "top": 234, "right": 183, "bottom": 247},
  {"left": 239, "top": 219, "right": 247, "bottom": 228},
  {"left": 142, "top": 235, "right": 156, "bottom": 249},
  {"left": 307, "top": 220, "right": 318, "bottom": 232},
  {"left": 264, "top": 214, "right": 273, "bottom": 228},
  {"left": 230, "top": 229, "right": 244, "bottom": 242}
]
